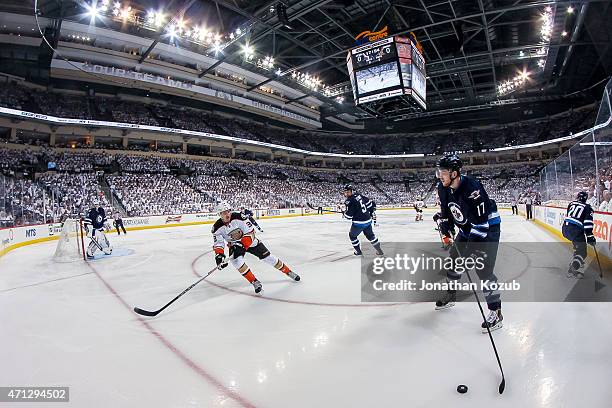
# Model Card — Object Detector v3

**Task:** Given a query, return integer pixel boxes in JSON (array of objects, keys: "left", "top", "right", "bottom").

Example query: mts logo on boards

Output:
[{"left": 25, "top": 229, "right": 37, "bottom": 238}]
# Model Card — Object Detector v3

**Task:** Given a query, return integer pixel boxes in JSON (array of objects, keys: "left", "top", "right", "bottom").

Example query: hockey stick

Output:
[
  {"left": 593, "top": 244, "right": 603, "bottom": 279},
  {"left": 306, "top": 202, "right": 343, "bottom": 214},
  {"left": 133, "top": 265, "right": 220, "bottom": 317},
  {"left": 454, "top": 244, "right": 506, "bottom": 394}
]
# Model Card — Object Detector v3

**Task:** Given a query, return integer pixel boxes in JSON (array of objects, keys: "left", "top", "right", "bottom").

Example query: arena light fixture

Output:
[
  {"left": 81, "top": 1, "right": 331, "bottom": 99},
  {"left": 167, "top": 25, "right": 177, "bottom": 39},
  {"left": 85, "top": 2, "right": 100, "bottom": 21},
  {"left": 120, "top": 6, "right": 132, "bottom": 20},
  {"left": 498, "top": 7, "right": 553, "bottom": 96},
  {"left": 242, "top": 44, "right": 254, "bottom": 59}
]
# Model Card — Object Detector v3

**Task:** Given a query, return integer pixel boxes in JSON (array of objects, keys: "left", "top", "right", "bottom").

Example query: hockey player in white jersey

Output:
[
  {"left": 83, "top": 204, "right": 112, "bottom": 259},
  {"left": 211, "top": 202, "right": 300, "bottom": 294},
  {"left": 413, "top": 198, "right": 424, "bottom": 221}
]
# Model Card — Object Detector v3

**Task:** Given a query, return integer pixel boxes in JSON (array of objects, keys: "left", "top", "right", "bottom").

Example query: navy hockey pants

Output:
[
  {"left": 562, "top": 222, "right": 587, "bottom": 268},
  {"left": 349, "top": 223, "right": 379, "bottom": 251}
]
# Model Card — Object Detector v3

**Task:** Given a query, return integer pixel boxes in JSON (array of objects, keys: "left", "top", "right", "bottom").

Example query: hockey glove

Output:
[
  {"left": 441, "top": 235, "right": 453, "bottom": 250},
  {"left": 215, "top": 253, "right": 228, "bottom": 269},
  {"left": 587, "top": 234, "right": 596, "bottom": 246}
]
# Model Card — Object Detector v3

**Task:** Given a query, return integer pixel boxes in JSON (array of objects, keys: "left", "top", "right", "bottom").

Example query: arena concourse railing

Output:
[{"left": 0, "top": 104, "right": 599, "bottom": 160}]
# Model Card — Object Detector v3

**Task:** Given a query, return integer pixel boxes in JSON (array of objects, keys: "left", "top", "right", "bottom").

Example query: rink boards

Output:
[
  {"left": 2, "top": 206, "right": 612, "bottom": 263},
  {"left": 519, "top": 203, "right": 612, "bottom": 265},
  {"left": 0, "top": 206, "right": 332, "bottom": 257}
]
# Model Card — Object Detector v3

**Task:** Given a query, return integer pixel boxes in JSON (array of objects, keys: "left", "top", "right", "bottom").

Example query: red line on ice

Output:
[{"left": 84, "top": 261, "right": 258, "bottom": 408}]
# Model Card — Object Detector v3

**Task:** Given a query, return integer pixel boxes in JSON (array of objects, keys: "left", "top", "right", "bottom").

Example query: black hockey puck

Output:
[{"left": 457, "top": 385, "right": 468, "bottom": 394}]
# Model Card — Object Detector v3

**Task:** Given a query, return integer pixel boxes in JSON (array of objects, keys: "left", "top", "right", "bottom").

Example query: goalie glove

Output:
[{"left": 215, "top": 253, "right": 228, "bottom": 269}]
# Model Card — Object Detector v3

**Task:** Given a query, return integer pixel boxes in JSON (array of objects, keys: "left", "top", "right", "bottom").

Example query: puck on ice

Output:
[{"left": 457, "top": 385, "right": 468, "bottom": 394}]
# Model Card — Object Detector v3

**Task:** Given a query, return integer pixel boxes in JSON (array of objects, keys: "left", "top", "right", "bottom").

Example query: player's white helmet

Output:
[{"left": 216, "top": 201, "right": 232, "bottom": 214}]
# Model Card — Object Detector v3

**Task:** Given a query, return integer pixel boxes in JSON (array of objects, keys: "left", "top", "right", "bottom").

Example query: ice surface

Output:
[{"left": 1, "top": 210, "right": 611, "bottom": 407}]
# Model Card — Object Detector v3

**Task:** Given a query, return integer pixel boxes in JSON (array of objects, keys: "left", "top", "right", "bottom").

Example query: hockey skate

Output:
[
  {"left": 567, "top": 265, "right": 585, "bottom": 279},
  {"left": 287, "top": 271, "right": 301, "bottom": 281},
  {"left": 567, "top": 260, "right": 585, "bottom": 279},
  {"left": 481, "top": 309, "right": 503, "bottom": 333},
  {"left": 435, "top": 290, "right": 456, "bottom": 310},
  {"left": 353, "top": 249, "right": 363, "bottom": 256},
  {"left": 252, "top": 280, "right": 263, "bottom": 294}
]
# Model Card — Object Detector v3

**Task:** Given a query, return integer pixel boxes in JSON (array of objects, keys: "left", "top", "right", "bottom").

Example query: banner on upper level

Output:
[{"left": 50, "top": 60, "right": 322, "bottom": 129}]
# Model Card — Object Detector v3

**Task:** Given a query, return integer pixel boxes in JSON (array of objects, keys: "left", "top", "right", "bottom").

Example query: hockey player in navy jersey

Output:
[
  {"left": 240, "top": 207, "right": 263, "bottom": 232},
  {"left": 343, "top": 185, "right": 383, "bottom": 256},
  {"left": 434, "top": 153, "right": 503, "bottom": 332},
  {"left": 83, "top": 204, "right": 112, "bottom": 259},
  {"left": 562, "top": 191, "right": 596, "bottom": 279}
]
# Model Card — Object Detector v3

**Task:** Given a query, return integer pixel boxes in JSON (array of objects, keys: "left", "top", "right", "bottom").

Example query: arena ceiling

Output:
[{"left": 23, "top": 0, "right": 612, "bottom": 123}]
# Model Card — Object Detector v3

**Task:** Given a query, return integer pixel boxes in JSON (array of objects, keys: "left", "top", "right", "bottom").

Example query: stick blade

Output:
[
  {"left": 498, "top": 378, "right": 506, "bottom": 394},
  {"left": 133, "top": 306, "right": 158, "bottom": 317}
]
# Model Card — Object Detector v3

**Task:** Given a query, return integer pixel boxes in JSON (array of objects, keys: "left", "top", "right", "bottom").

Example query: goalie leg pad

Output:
[{"left": 95, "top": 229, "right": 113, "bottom": 255}]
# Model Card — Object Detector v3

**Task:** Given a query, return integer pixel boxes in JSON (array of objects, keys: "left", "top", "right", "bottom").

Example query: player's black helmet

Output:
[
  {"left": 343, "top": 184, "right": 354, "bottom": 191},
  {"left": 437, "top": 153, "right": 463, "bottom": 172},
  {"left": 576, "top": 191, "right": 588, "bottom": 203}
]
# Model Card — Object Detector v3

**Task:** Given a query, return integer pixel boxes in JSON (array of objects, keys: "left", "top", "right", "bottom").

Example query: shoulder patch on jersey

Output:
[
  {"left": 211, "top": 218, "right": 224, "bottom": 233},
  {"left": 468, "top": 190, "right": 481, "bottom": 200}
]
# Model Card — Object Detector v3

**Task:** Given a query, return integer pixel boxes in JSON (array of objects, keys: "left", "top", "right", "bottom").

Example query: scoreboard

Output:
[{"left": 347, "top": 36, "right": 426, "bottom": 109}]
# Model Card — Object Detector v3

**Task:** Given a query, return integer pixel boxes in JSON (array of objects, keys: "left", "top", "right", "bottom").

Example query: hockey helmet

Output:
[
  {"left": 437, "top": 153, "right": 463, "bottom": 172},
  {"left": 343, "top": 184, "right": 354, "bottom": 192},
  {"left": 576, "top": 191, "right": 588, "bottom": 204},
  {"left": 216, "top": 201, "right": 232, "bottom": 214}
]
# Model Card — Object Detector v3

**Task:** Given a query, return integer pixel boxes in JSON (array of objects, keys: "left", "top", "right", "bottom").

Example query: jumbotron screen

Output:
[{"left": 347, "top": 36, "right": 426, "bottom": 109}]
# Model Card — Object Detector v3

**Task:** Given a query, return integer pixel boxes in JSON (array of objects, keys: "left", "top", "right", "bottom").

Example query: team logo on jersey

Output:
[
  {"left": 229, "top": 228, "right": 244, "bottom": 240},
  {"left": 468, "top": 190, "right": 481, "bottom": 201},
  {"left": 448, "top": 202, "right": 466, "bottom": 225}
]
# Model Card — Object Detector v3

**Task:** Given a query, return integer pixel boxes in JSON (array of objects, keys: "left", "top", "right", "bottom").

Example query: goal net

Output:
[{"left": 53, "top": 218, "right": 86, "bottom": 262}]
